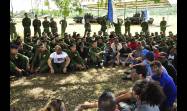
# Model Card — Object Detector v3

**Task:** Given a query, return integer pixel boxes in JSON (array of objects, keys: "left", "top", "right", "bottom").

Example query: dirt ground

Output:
[
  {"left": 10, "top": 67, "right": 133, "bottom": 111},
  {"left": 14, "top": 15, "right": 177, "bottom": 38}
]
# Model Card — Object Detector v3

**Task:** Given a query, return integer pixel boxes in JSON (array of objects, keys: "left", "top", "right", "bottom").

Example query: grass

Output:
[{"left": 10, "top": 66, "right": 133, "bottom": 111}]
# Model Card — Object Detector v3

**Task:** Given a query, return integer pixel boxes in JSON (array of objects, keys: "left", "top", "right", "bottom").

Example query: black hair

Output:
[
  {"left": 132, "top": 80, "right": 166, "bottom": 106},
  {"left": 135, "top": 65, "right": 147, "bottom": 78},
  {"left": 150, "top": 61, "right": 162, "bottom": 68},
  {"left": 98, "top": 91, "right": 116, "bottom": 111},
  {"left": 145, "top": 52, "right": 155, "bottom": 61}
]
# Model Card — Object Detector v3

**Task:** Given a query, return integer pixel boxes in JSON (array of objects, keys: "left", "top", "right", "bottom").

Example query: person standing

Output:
[
  {"left": 50, "top": 18, "right": 58, "bottom": 35},
  {"left": 84, "top": 20, "right": 91, "bottom": 37},
  {"left": 141, "top": 21, "right": 149, "bottom": 35},
  {"left": 32, "top": 15, "right": 41, "bottom": 37},
  {"left": 22, "top": 13, "right": 31, "bottom": 41},
  {"left": 10, "top": 16, "right": 17, "bottom": 40},
  {"left": 125, "top": 19, "right": 131, "bottom": 35},
  {"left": 160, "top": 17, "right": 167, "bottom": 34},
  {"left": 114, "top": 19, "right": 122, "bottom": 36},
  {"left": 42, "top": 17, "right": 50, "bottom": 35},
  {"left": 59, "top": 18, "right": 67, "bottom": 38}
]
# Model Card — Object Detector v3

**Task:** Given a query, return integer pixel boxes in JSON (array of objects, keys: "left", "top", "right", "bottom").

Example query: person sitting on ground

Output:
[
  {"left": 103, "top": 42, "right": 114, "bottom": 66},
  {"left": 48, "top": 45, "right": 70, "bottom": 74},
  {"left": 31, "top": 43, "right": 50, "bottom": 74},
  {"left": 40, "top": 98, "right": 67, "bottom": 111},
  {"left": 88, "top": 40, "right": 104, "bottom": 68},
  {"left": 97, "top": 38, "right": 106, "bottom": 51},
  {"left": 10, "top": 44, "right": 30, "bottom": 77},
  {"left": 111, "top": 38, "right": 122, "bottom": 66},
  {"left": 117, "top": 79, "right": 166, "bottom": 111},
  {"left": 67, "top": 44, "right": 86, "bottom": 71},
  {"left": 75, "top": 91, "right": 120, "bottom": 111},
  {"left": 123, "top": 51, "right": 154, "bottom": 81},
  {"left": 117, "top": 42, "right": 131, "bottom": 66},
  {"left": 150, "top": 61, "right": 177, "bottom": 111}
]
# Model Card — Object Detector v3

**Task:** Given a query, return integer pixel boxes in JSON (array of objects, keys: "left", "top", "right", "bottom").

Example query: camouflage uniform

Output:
[
  {"left": 141, "top": 21, "right": 149, "bottom": 35},
  {"left": 160, "top": 20, "right": 167, "bottom": 34},
  {"left": 50, "top": 19, "right": 58, "bottom": 35},
  {"left": 125, "top": 20, "right": 131, "bottom": 35},
  {"left": 88, "top": 47, "right": 102, "bottom": 66},
  {"left": 67, "top": 50, "right": 85, "bottom": 71},
  {"left": 31, "top": 50, "right": 50, "bottom": 73},
  {"left": 60, "top": 19, "right": 67, "bottom": 38},
  {"left": 10, "top": 53, "right": 29, "bottom": 75},
  {"left": 42, "top": 20, "right": 50, "bottom": 34},
  {"left": 84, "top": 22, "right": 91, "bottom": 35},
  {"left": 114, "top": 20, "right": 122, "bottom": 35},
  {"left": 22, "top": 17, "right": 31, "bottom": 39},
  {"left": 99, "top": 17, "right": 107, "bottom": 34},
  {"left": 10, "top": 17, "right": 17, "bottom": 40},
  {"left": 33, "top": 18, "right": 41, "bottom": 37}
]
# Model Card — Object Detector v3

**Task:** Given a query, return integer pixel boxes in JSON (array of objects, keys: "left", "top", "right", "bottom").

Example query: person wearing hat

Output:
[
  {"left": 48, "top": 45, "right": 70, "bottom": 74},
  {"left": 50, "top": 18, "right": 58, "bottom": 35},
  {"left": 10, "top": 16, "right": 17, "bottom": 40},
  {"left": 10, "top": 44, "right": 30, "bottom": 76},
  {"left": 22, "top": 13, "right": 31, "bottom": 41},
  {"left": 160, "top": 17, "right": 167, "bottom": 35},
  {"left": 59, "top": 18, "right": 67, "bottom": 38},
  {"left": 33, "top": 15, "right": 41, "bottom": 37},
  {"left": 42, "top": 17, "right": 50, "bottom": 35},
  {"left": 125, "top": 19, "right": 131, "bottom": 35},
  {"left": 67, "top": 44, "right": 86, "bottom": 71},
  {"left": 31, "top": 43, "right": 50, "bottom": 73}
]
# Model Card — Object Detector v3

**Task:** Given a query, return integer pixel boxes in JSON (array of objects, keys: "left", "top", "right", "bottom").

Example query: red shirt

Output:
[{"left": 128, "top": 42, "right": 140, "bottom": 50}]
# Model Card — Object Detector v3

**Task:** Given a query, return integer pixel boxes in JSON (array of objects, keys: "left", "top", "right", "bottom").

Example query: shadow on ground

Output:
[{"left": 10, "top": 67, "right": 133, "bottom": 111}]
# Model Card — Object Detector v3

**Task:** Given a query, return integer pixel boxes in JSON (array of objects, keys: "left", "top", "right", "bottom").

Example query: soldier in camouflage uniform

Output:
[
  {"left": 22, "top": 13, "right": 31, "bottom": 41},
  {"left": 10, "top": 16, "right": 17, "bottom": 40},
  {"left": 160, "top": 17, "right": 167, "bottom": 34},
  {"left": 42, "top": 17, "right": 50, "bottom": 35},
  {"left": 99, "top": 16, "right": 107, "bottom": 34},
  {"left": 88, "top": 40, "right": 103, "bottom": 67},
  {"left": 67, "top": 44, "right": 86, "bottom": 71},
  {"left": 84, "top": 20, "right": 91, "bottom": 37},
  {"left": 59, "top": 18, "right": 67, "bottom": 38},
  {"left": 32, "top": 15, "right": 41, "bottom": 37},
  {"left": 125, "top": 19, "right": 131, "bottom": 35},
  {"left": 50, "top": 18, "right": 58, "bottom": 35},
  {"left": 114, "top": 19, "right": 123, "bottom": 36},
  {"left": 31, "top": 43, "right": 50, "bottom": 73},
  {"left": 141, "top": 21, "right": 149, "bottom": 35},
  {"left": 10, "top": 44, "right": 30, "bottom": 76}
]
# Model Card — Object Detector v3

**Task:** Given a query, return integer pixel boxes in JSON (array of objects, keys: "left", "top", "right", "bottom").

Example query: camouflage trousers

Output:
[
  {"left": 24, "top": 27, "right": 31, "bottom": 38},
  {"left": 34, "top": 27, "right": 41, "bottom": 37}
]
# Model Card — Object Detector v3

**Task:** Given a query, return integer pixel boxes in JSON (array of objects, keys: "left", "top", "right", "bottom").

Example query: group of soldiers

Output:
[{"left": 10, "top": 13, "right": 67, "bottom": 41}]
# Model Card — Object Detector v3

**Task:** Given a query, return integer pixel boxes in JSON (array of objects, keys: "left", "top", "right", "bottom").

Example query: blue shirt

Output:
[
  {"left": 151, "top": 70, "right": 177, "bottom": 108},
  {"left": 141, "top": 49, "right": 150, "bottom": 57},
  {"left": 142, "top": 59, "right": 152, "bottom": 76}
]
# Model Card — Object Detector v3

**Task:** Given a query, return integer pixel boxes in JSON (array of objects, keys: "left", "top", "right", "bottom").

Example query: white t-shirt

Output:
[
  {"left": 50, "top": 52, "right": 68, "bottom": 63},
  {"left": 111, "top": 43, "right": 122, "bottom": 53}
]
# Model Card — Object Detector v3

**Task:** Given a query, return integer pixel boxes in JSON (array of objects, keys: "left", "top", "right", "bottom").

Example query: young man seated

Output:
[
  {"left": 88, "top": 40, "right": 103, "bottom": 68},
  {"left": 150, "top": 61, "right": 177, "bottom": 111},
  {"left": 67, "top": 44, "right": 86, "bottom": 71},
  {"left": 48, "top": 45, "right": 70, "bottom": 74},
  {"left": 10, "top": 44, "right": 30, "bottom": 77},
  {"left": 103, "top": 42, "right": 114, "bottom": 66},
  {"left": 31, "top": 43, "right": 50, "bottom": 74},
  {"left": 117, "top": 42, "right": 131, "bottom": 66},
  {"left": 111, "top": 38, "right": 122, "bottom": 66}
]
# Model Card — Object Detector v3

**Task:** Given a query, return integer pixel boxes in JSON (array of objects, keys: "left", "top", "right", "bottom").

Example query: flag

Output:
[{"left": 107, "top": 0, "right": 113, "bottom": 22}]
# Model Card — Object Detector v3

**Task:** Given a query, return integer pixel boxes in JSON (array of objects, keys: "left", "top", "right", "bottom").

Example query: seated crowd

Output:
[{"left": 10, "top": 30, "right": 177, "bottom": 111}]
